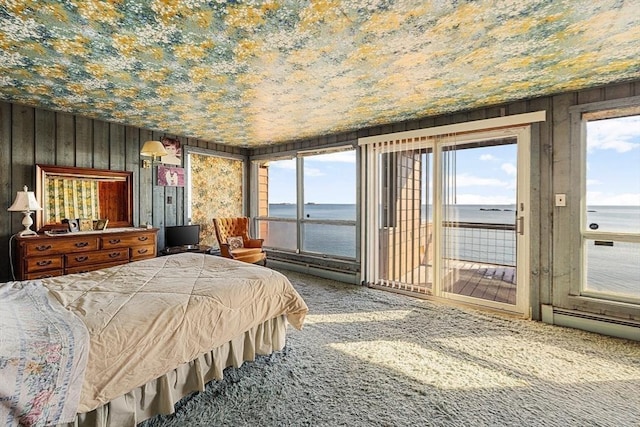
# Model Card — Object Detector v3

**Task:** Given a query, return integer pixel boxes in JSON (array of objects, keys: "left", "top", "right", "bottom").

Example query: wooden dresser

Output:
[{"left": 14, "top": 228, "right": 158, "bottom": 280}]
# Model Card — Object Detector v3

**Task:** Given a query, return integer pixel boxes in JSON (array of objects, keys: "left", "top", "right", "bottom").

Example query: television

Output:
[{"left": 164, "top": 225, "right": 200, "bottom": 248}]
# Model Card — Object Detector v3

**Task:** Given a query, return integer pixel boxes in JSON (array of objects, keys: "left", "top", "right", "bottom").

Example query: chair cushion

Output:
[
  {"left": 230, "top": 247, "right": 266, "bottom": 264},
  {"left": 227, "top": 236, "right": 244, "bottom": 250},
  {"left": 230, "top": 247, "right": 262, "bottom": 257}
]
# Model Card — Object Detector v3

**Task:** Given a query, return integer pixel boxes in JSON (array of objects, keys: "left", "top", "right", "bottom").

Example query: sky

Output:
[
  {"left": 267, "top": 117, "right": 640, "bottom": 206},
  {"left": 586, "top": 115, "right": 640, "bottom": 206},
  {"left": 268, "top": 150, "right": 356, "bottom": 204}
]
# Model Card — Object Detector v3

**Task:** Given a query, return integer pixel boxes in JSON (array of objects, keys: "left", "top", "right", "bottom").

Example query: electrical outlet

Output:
[
  {"left": 555, "top": 193, "right": 566, "bottom": 207},
  {"left": 167, "top": 196, "right": 173, "bottom": 204}
]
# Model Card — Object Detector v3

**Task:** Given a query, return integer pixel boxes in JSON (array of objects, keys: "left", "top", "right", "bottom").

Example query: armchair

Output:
[{"left": 212, "top": 217, "right": 267, "bottom": 265}]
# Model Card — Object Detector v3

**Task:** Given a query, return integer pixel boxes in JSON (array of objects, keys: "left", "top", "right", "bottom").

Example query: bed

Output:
[{"left": 0, "top": 253, "right": 308, "bottom": 427}]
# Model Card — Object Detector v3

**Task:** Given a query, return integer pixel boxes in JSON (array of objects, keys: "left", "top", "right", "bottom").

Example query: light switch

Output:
[{"left": 555, "top": 194, "right": 566, "bottom": 207}]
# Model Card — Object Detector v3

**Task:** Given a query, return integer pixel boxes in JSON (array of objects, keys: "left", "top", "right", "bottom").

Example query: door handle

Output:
[{"left": 517, "top": 216, "right": 525, "bottom": 235}]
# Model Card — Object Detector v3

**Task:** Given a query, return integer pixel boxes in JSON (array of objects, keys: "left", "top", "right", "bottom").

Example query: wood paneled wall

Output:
[{"left": 0, "top": 102, "right": 246, "bottom": 281}]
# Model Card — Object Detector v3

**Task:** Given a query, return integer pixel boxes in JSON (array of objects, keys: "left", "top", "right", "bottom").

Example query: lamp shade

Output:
[
  {"left": 140, "top": 140, "right": 168, "bottom": 157},
  {"left": 8, "top": 186, "right": 42, "bottom": 212}
]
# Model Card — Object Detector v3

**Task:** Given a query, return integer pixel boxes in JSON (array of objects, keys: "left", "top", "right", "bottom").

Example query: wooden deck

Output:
[
  {"left": 446, "top": 262, "right": 517, "bottom": 304},
  {"left": 383, "top": 260, "right": 517, "bottom": 305}
]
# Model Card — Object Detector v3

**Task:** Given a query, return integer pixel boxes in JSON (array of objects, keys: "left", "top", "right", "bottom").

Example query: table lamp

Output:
[{"left": 8, "top": 185, "right": 42, "bottom": 237}]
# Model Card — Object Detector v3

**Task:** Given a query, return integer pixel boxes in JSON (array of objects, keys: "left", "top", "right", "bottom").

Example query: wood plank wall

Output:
[{"left": 0, "top": 102, "right": 247, "bottom": 281}]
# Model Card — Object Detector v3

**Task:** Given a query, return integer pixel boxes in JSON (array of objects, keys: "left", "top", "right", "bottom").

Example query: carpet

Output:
[{"left": 142, "top": 269, "right": 640, "bottom": 427}]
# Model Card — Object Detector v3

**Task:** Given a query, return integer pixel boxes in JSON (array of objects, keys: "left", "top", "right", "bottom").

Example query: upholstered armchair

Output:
[{"left": 212, "top": 217, "right": 266, "bottom": 265}]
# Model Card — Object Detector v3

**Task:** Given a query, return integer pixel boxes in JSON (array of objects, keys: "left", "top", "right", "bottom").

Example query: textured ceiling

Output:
[{"left": 0, "top": 1, "right": 639, "bottom": 147}]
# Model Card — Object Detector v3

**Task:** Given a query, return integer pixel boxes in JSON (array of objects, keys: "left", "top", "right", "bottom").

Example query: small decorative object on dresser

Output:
[
  {"left": 79, "top": 218, "right": 94, "bottom": 232},
  {"left": 94, "top": 218, "right": 109, "bottom": 230},
  {"left": 67, "top": 218, "right": 80, "bottom": 233}
]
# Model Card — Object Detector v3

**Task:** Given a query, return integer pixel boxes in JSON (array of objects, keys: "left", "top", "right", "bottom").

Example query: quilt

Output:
[{"left": 0, "top": 281, "right": 89, "bottom": 427}]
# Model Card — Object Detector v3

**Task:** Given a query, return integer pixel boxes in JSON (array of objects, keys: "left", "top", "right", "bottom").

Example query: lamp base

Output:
[
  {"left": 18, "top": 211, "right": 38, "bottom": 237},
  {"left": 18, "top": 229, "right": 38, "bottom": 237}
]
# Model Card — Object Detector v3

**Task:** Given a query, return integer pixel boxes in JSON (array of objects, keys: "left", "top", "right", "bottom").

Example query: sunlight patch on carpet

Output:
[
  {"left": 304, "top": 310, "right": 412, "bottom": 324},
  {"left": 434, "top": 335, "right": 640, "bottom": 384},
  {"left": 329, "top": 340, "right": 528, "bottom": 390}
]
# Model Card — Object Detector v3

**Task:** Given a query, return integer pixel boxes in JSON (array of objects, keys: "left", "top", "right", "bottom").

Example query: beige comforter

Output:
[{"left": 42, "top": 253, "right": 308, "bottom": 413}]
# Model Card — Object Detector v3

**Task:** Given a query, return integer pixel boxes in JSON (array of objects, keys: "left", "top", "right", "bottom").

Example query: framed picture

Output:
[
  {"left": 67, "top": 218, "right": 80, "bottom": 233},
  {"left": 157, "top": 166, "right": 185, "bottom": 187},
  {"left": 160, "top": 136, "right": 181, "bottom": 165},
  {"left": 79, "top": 218, "right": 94, "bottom": 232},
  {"left": 94, "top": 219, "right": 109, "bottom": 230}
]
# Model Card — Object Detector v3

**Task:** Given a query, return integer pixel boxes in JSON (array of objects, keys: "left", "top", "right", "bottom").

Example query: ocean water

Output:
[
  {"left": 265, "top": 204, "right": 639, "bottom": 297},
  {"left": 584, "top": 206, "right": 639, "bottom": 297}
]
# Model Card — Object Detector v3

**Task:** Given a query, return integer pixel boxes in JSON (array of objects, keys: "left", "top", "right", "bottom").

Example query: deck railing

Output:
[{"left": 441, "top": 221, "right": 516, "bottom": 267}]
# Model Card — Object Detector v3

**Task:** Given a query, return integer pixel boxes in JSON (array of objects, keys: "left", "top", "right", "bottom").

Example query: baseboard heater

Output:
[
  {"left": 541, "top": 305, "right": 639, "bottom": 341},
  {"left": 266, "top": 251, "right": 360, "bottom": 284}
]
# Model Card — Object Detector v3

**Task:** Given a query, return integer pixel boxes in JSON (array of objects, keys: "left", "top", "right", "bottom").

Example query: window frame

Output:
[
  {"left": 251, "top": 144, "right": 359, "bottom": 261},
  {"left": 571, "top": 97, "right": 640, "bottom": 306}
]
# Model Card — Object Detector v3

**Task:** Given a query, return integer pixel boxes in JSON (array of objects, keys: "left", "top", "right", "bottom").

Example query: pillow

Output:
[{"left": 227, "top": 236, "right": 244, "bottom": 250}]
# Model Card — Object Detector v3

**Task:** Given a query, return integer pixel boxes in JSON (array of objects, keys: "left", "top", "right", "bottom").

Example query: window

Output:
[
  {"left": 581, "top": 109, "right": 640, "bottom": 303},
  {"left": 260, "top": 158, "right": 297, "bottom": 251},
  {"left": 255, "top": 147, "right": 357, "bottom": 259}
]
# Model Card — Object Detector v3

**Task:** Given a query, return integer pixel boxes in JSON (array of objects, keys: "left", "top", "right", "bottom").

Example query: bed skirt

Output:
[{"left": 59, "top": 315, "right": 287, "bottom": 427}]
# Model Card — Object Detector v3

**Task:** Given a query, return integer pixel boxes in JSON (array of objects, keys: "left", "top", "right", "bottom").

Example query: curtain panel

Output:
[{"left": 46, "top": 178, "right": 100, "bottom": 223}]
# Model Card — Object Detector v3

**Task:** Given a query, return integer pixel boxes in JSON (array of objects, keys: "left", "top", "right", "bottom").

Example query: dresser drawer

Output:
[
  {"left": 23, "top": 269, "right": 64, "bottom": 280},
  {"left": 130, "top": 244, "right": 156, "bottom": 260},
  {"left": 65, "top": 249, "right": 130, "bottom": 268},
  {"left": 66, "top": 260, "right": 128, "bottom": 275},
  {"left": 23, "top": 237, "right": 99, "bottom": 257},
  {"left": 101, "top": 232, "right": 155, "bottom": 249},
  {"left": 25, "top": 256, "right": 64, "bottom": 273}
]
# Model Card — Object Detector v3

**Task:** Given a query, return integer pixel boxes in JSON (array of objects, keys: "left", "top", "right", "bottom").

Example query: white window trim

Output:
[{"left": 570, "top": 96, "right": 640, "bottom": 306}]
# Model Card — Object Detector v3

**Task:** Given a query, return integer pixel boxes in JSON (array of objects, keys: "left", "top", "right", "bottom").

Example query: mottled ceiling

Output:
[{"left": 0, "top": 1, "right": 639, "bottom": 147}]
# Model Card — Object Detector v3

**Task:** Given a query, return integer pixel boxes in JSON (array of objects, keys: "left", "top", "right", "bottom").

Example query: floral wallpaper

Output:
[
  {"left": 0, "top": 1, "right": 639, "bottom": 147},
  {"left": 189, "top": 153, "right": 243, "bottom": 248}
]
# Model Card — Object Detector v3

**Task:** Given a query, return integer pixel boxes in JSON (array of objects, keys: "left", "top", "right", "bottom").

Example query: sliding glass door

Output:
[
  {"left": 440, "top": 137, "right": 525, "bottom": 311},
  {"left": 363, "top": 125, "right": 531, "bottom": 315}
]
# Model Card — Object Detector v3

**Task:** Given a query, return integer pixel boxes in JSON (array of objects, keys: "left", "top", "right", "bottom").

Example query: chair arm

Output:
[
  {"left": 219, "top": 243, "right": 235, "bottom": 258},
  {"left": 245, "top": 238, "right": 264, "bottom": 249}
]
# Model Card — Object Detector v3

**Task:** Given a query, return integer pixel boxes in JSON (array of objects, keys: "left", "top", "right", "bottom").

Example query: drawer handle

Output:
[
  {"left": 36, "top": 245, "right": 52, "bottom": 251},
  {"left": 138, "top": 236, "right": 149, "bottom": 241},
  {"left": 137, "top": 248, "right": 148, "bottom": 254},
  {"left": 36, "top": 260, "right": 52, "bottom": 266},
  {"left": 75, "top": 242, "right": 89, "bottom": 248},
  {"left": 109, "top": 252, "right": 121, "bottom": 258},
  {"left": 109, "top": 239, "right": 121, "bottom": 244},
  {"left": 75, "top": 256, "right": 88, "bottom": 262}
]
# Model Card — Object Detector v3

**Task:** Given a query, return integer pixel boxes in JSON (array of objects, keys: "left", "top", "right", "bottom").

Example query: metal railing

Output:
[{"left": 442, "top": 221, "right": 516, "bottom": 266}]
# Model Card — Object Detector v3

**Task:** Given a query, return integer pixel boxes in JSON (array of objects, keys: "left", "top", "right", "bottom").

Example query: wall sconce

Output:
[
  {"left": 140, "top": 140, "right": 168, "bottom": 168},
  {"left": 8, "top": 185, "right": 43, "bottom": 237}
]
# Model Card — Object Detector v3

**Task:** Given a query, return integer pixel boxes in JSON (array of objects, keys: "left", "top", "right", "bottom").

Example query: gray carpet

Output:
[{"left": 142, "top": 269, "right": 640, "bottom": 427}]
